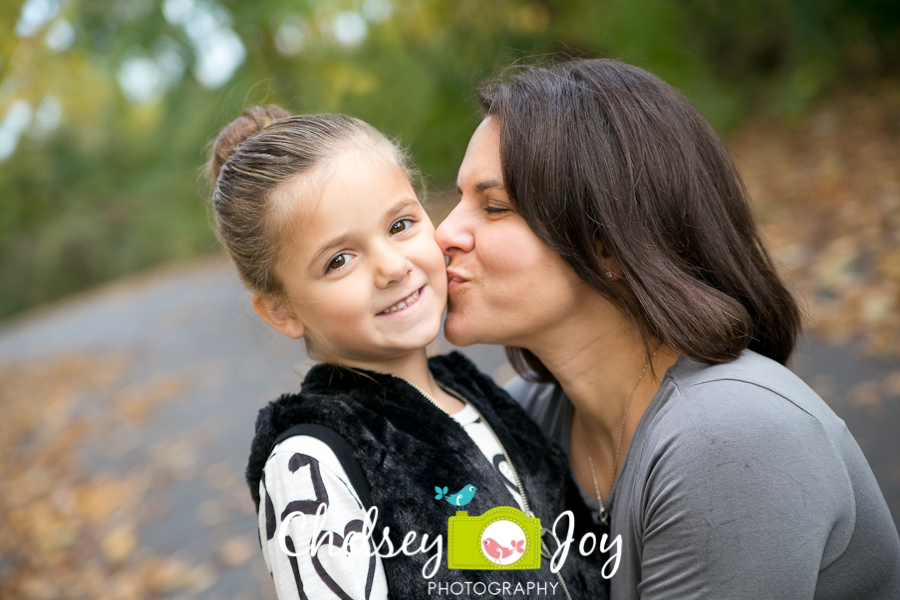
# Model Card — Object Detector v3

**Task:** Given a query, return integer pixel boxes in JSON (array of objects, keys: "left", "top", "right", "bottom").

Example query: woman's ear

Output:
[
  {"left": 251, "top": 293, "right": 306, "bottom": 339},
  {"left": 593, "top": 240, "right": 622, "bottom": 279},
  {"left": 601, "top": 262, "right": 622, "bottom": 280},
  {"left": 595, "top": 242, "right": 622, "bottom": 279}
]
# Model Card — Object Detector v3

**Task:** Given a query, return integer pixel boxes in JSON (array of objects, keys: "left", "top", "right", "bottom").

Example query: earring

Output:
[{"left": 606, "top": 272, "right": 614, "bottom": 279}]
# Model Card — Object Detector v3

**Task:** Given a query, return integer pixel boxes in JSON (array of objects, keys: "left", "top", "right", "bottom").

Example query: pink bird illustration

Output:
[{"left": 482, "top": 538, "right": 525, "bottom": 561}]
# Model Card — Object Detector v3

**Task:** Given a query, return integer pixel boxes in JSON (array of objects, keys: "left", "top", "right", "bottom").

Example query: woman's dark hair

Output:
[{"left": 478, "top": 59, "right": 801, "bottom": 382}]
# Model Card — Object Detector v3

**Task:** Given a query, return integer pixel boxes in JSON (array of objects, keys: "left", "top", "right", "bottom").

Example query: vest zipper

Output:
[{"left": 391, "top": 374, "right": 573, "bottom": 600}]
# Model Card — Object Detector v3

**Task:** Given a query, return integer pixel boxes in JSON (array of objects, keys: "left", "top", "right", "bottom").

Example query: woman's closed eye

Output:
[
  {"left": 389, "top": 217, "right": 416, "bottom": 236},
  {"left": 484, "top": 206, "right": 509, "bottom": 215}
]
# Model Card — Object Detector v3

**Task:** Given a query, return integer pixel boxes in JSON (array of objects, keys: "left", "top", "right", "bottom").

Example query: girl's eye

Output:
[
  {"left": 484, "top": 207, "right": 509, "bottom": 214},
  {"left": 328, "top": 253, "right": 350, "bottom": 271},
  {"left": 390, "top": 218, "right": 414, "bottom": 235}
]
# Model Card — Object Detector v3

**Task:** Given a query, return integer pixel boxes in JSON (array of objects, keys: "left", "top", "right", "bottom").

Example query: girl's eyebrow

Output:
[
  {"left": 309, "top": 231, "right": 358, "bottom": 269},
  {"left": 386, "top": 197, "right": 420, "bottom": 219},
  {"left": 307, "top": 198, "right": 419, "bottom": 269}
]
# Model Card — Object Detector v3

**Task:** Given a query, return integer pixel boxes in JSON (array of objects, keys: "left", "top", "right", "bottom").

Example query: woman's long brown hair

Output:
[{"left": 479, "top": 59, "right": 802, "bottom": 382}]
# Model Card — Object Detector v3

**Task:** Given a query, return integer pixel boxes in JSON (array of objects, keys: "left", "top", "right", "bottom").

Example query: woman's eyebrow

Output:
[{"left": 456, "top": 180, "right": 505, "bottom": 195}]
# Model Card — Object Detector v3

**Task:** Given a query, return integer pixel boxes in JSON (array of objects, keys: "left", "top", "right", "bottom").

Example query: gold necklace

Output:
[{"left": 578, "top": 348, "right": 658, "bottom": 524}]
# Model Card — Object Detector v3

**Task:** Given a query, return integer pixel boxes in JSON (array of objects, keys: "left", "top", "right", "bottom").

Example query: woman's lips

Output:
[{"left": 446, "top": 270, "right": 467, "bottom": 294}]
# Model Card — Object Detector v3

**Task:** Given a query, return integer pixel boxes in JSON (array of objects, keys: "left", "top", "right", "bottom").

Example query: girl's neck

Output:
[{"left": 333, "top": 348, "right": 465, "bottom": 414}]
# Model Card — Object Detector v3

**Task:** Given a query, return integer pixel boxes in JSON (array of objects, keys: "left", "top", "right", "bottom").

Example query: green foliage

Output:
[{"left": 0, "top": 0, "right": 897, "bottom": 321}]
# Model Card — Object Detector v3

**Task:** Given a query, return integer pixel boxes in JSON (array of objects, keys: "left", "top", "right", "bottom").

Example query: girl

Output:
[{"left": 206, "top": 106, "right": 609, "bottom": 599}]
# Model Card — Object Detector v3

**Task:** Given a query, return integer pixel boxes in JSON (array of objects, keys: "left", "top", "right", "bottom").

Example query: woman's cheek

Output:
[{"left": 487, "top": 228, "right": 549, "bottom": 277}]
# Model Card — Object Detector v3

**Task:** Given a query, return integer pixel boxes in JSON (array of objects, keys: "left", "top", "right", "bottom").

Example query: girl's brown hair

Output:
[
  {"left": 478, "top": 59, "right": 802, "bottom": 382},
  {"left": 207, "top": 105, "right": 413, "bottom": 298}
]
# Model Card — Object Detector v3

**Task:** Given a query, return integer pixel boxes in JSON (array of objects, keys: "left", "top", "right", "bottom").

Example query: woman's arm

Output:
[{"left": 259, "top": 436, "right": 388, "bottom": 600}]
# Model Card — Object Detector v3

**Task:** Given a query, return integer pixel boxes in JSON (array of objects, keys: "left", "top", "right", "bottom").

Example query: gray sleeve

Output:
[
  {"left": 632, "top": 380, "right": 855, "bottom": 600},
  {"left": 505, "top": 375, "right": 547, "bottom": 413},
  {"left": 505, "top": 376, "right": 571, "bottom": 447}
]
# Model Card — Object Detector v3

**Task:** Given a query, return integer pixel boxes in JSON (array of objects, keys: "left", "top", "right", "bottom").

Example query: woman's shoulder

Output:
[
  {"left": 504, "top": 376, "right": 569, "bottom": 446},
  {"left": 505, "top": 375, "right": 557, "bottom": 411},
  {"left": 671, "top": 348, "right": 800, "bottom": 391},
  {"left": 643, "top": 350, "right": 853, "bottom": 467},
  {"left": 634, "top": 352, "right": 856, "bottom": 505},
  {"left": 663, "top": 349, "right": 839, "bottom": 427}
]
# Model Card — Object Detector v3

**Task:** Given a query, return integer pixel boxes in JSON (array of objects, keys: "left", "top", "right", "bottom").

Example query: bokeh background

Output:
[{"left": 1, "top": 1, "right": 899, "bottom": 599}]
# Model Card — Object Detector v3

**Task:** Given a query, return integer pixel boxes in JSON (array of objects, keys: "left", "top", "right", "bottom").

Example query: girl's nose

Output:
[
  {"left": 434, "top": 201, "right": 474, "bottom": 255},
  {"left": 373, "top": 244, "right": 413, "bottom": 288}
]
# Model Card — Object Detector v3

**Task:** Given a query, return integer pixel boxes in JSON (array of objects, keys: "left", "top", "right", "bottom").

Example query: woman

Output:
[{"left": 435, "top": 58, "right": 900, "bottom": 599}]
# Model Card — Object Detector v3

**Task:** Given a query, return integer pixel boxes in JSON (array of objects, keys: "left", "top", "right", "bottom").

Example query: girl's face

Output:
[
  {"left": 434, "top": 117, "right": 588, "bottom": 348},
  {"left": 267, "top": 148, "right": 447, "bottom": 368}
]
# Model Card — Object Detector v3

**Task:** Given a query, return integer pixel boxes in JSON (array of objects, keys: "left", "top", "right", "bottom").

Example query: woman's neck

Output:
[{"left": 525, "top": 301, "right": 679, "bottom": 449}]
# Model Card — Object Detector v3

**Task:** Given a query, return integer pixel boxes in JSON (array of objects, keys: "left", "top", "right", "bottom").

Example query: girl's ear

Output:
[{"left": 251, "top": 293, "right": 306, "bottom": 339}]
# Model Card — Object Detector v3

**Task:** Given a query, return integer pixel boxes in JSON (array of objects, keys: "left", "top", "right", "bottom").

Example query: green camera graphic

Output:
[{"left": 447, "top": 507, "right": 541, "bottom": 570}]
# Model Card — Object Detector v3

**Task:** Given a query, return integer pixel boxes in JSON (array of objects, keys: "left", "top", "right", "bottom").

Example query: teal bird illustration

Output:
[{"left": 434, "top": 485, "right": 477, "bottom": 507}]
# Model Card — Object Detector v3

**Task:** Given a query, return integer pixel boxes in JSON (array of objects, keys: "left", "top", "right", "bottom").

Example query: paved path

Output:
[{"left": 1, "top": 255, "right": 897, "bottom": 600}]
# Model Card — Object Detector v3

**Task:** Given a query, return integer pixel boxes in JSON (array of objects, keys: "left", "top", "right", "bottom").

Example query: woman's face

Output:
[{"left": 434, "top": 117, "right": 588, "bottom": 348}]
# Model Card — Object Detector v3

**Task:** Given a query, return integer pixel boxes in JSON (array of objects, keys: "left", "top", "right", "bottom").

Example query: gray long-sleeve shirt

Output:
[{"left": 507, "top": 349, "right": 900, "bottom": 599}]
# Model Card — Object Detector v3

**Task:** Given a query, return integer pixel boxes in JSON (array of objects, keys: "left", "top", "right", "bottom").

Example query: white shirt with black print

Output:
[{"left": 258, "top": 402, "right": 526, "bottom": 600}]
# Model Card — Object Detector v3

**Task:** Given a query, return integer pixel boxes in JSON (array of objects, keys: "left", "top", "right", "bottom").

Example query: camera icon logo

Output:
[{"left": 447, "top": 506, "right": 541, "bottom": 570}]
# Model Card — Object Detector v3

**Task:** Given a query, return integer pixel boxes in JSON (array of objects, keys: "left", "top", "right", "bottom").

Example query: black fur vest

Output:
[{"left": 247, "top": 352, "right": 610, "bottom": 599}]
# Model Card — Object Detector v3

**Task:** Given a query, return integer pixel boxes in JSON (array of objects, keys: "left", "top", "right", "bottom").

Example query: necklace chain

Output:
[{"left": 579, "top": 348, "right": 659, "bottom": 524}]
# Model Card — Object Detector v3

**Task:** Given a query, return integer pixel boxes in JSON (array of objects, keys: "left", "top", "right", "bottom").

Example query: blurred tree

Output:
[{"left": 0, "top": 0, "right": 897, "bottom": 320}]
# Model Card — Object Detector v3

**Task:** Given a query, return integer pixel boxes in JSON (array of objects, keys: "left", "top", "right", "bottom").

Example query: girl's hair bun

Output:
[{"left": 208, "top": 105, "right": 291, "bottom": 184}]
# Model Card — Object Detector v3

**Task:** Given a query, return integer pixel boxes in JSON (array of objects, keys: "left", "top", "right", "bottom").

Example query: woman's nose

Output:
[
  {"left": 373, "top": 244, "right": 413, "bottom": 288},
  {"left": 434, "top": 201, "right": 475, "bottom": 255}
]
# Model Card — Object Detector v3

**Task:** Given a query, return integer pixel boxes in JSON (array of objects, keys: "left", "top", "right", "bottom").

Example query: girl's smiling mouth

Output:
[{"left": 377, "top": 286, "right": 424, "bottom": 316}]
